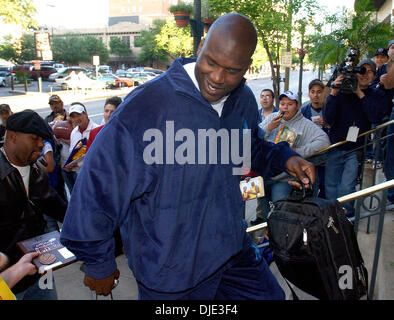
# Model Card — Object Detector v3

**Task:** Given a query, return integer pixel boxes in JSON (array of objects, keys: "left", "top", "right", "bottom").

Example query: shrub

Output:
[{"left": 169, "top": 2, "right": 193, "bottom": 14}]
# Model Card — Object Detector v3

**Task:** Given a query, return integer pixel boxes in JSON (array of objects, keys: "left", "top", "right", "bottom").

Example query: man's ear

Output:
[
  {"left": 197, "top": 38, "right": 205, "bottom": 56},
  {"left": 6, "top": 130, "right": 16, "bottom": 143}
]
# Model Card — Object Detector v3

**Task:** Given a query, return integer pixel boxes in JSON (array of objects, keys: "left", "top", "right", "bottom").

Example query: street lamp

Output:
[{"left": 191, "top": 0, "right": 202, "bottom": 56}]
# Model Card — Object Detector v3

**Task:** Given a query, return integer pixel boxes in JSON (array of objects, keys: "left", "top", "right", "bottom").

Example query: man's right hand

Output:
[
  {"left": 330, "top": 74, "right": 343, "bottom": 96},
  {"left": 84, "top": 269, "right": 120, "bottom": 296},
  {"left": 267, "top": 115, "right": 282, "bottom": 132}
]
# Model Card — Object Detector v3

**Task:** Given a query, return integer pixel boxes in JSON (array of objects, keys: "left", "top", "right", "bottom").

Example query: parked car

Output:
[
  {"left": 29, "top": 66, "right": 58, "bottom": 80},
  {"left": 49, "top": 67, "right": 87, "bottom": 81},
  {"left": 0, "top": 71, "right": 14, "bottom": 87},
  {"left": 52, "top": 63, "right": 65, "bottom": 70},
  {"left": 143, "top": 67, "right": 164, "bottom": 75},
  {"left": 98, "top": 65, "right": 112, "bottom": 74},
  {"left": 11, "top": 64, "right": 33, "bottom": 75},
  {"left": 56, "top": 72, "right": 107, "bottom": 90},
  {"left": 115, "top": 71, "right": 143, "bottom": 85},
  {"left": 0, "top": 66, "right": 12, "bottom": 72},
  {"left": 89, "top": 73, "right": 117, "bottom": 88},
  {"left": 127, "top": 71, "right": 156, "bottom": 83}
]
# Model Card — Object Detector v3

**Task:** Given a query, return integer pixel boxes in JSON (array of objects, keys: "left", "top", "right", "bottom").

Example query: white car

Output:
[
  {"left": 0, "top": 71, "right": 14, "bottom": 87},
  {"left": 49, "top": 67, "right": 87, "bottom": 82},
  {"left": 55, "top": 72, "right": 106, "bottom": 90}
]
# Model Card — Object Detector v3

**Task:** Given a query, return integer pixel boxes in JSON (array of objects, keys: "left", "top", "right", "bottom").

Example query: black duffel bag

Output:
[{"left": 267, "top": 186, "right": 368, "bottom": 300}]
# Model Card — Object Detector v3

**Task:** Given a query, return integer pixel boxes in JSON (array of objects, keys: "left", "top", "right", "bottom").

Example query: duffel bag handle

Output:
[{"left": 287, "top": 177, "right": 313, "bottom": 201}]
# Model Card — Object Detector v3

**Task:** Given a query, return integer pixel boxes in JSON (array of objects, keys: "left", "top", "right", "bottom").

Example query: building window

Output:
[{"left": 122, "top": 36, "right": 131, "bottom": 48}]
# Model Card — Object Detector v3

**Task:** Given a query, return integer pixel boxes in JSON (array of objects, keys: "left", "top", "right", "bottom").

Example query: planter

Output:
[
  {"left": 203, "top": 18, "right": 215, "bottom": 33},
  {"left": 173, "top": 11, "right": 190, "bottom": 27}
]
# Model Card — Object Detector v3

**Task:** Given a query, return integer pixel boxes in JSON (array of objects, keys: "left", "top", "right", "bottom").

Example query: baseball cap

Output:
[
  {"left": 308, "top": 79, "right": 324, "bottom": 91},
  {"left": 357, "top": 59, "right": 376, "bottom": 72},
  {"left": 374, "top": 48, "right": 388, "bottom": 57},
  {"left": 0, "top": 104, "right": 11, "bottom": 114},
  {"left": 48, "top": 94, "right": 62, "bottom": 104},
  {"left": 6, "top": 109, "right": 53, "bottom": 141},
  {"left": 279, "top": 90, "right": 299, "bottom": 104},
  {"left": 388, "top": 39, "right": 394, "bottom": 49},
  {"left": 69, "top": 103, "right": 86, "bottom": 115}
]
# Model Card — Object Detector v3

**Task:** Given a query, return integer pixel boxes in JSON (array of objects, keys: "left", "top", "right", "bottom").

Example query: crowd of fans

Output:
[{"left": 0, "top": 37, "right": 392, "bottom": 300}]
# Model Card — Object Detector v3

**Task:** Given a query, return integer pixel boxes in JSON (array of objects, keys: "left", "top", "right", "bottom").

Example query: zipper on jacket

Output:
[{"left": 303, "top": 228, "right": 308, "bottom": 246}]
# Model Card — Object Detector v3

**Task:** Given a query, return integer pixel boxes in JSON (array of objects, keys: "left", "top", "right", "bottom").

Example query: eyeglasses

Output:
[{"left": 260, "top": 95, "right": 273, "bottom": 99}]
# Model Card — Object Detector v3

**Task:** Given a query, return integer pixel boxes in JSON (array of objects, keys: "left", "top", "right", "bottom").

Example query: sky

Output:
[{"left": 32, "top": 0, "right": 355, "bottom": 29}]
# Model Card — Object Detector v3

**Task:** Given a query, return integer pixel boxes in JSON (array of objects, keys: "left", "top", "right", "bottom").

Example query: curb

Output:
[{"left": 0, "top": 87, "right": 134, "bottom": 112}]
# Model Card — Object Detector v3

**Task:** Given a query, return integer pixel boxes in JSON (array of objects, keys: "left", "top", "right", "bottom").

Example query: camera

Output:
[{"left": 329, "top": 48, "right": 366, "bottom": 94}]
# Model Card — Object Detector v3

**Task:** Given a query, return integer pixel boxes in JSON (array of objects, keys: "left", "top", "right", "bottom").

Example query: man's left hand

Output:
[{"left": 285, "top": 156, "right": 315, "bottom": 190}]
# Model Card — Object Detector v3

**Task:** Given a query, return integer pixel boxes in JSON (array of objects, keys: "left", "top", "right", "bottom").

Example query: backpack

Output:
[{"left": 267, "top": 188, "right": 368, "bottom": 300}]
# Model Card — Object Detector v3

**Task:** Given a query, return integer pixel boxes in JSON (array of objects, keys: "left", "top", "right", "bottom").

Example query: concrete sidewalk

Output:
[
  {"left": 0, "top": 87, "right": 134, "bottom": 113},
  {"left": 52, "top": 167, "right": 393, "bottom": 300}
]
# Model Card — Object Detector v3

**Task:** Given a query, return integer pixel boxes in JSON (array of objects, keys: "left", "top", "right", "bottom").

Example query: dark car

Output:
[
  {"left": 11, "top": 64, "right": 33, "bottom": 75},
  {"left": 29, "top": 66, "right": 58, "bottom": 80}
]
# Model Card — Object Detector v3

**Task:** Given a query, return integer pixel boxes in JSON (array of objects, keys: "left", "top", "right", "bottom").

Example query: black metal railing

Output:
[{"left": 246, "top": 118, "right": 394, "bottom": 299}]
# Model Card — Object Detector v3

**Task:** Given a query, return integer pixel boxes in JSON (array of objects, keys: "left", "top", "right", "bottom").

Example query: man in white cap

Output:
[{"left": 64, "top": 102, "right": 99, "bottom": 179}]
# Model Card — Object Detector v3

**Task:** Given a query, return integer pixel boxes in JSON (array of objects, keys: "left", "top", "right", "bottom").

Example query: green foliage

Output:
[
  {"left": 109, "top": 37, "right": 132, "bottom": 57},
  {"left": 169, "top": 2, "right": 193, "bottom": 14},
  {"left": 18, "top": 34, "right": 35, "bottom": 62},
  {"left": 84, "top": 36, "right": 109, "bottom": 63},
  {"left": 208, "top": 0, "right": 317, "bottom": 103},
  {"left": 136, "top": 20, "right": 167, "bottom": 65},
  {"left": 0, "top": 43, "right": 18, "bottom": 63},
  {"left": 155, "top": 18, "right": 193, "bottom": 59},
  {"left": 0, "top": 0, "right": 37, "bottom": 29},
  {"left": 250, "top": 40, "right": 268, "bottom": 72},
  {"left": 307, "top": 0, "right": 393, "bottom": 71},
  {"left": 52, "top": 35, "right": 109, "bottom": 65},
  {"left": 15, "top": 70, "right": 30, "bottom": 83}
]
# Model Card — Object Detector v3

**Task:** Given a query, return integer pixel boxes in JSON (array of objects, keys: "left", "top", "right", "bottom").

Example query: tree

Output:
[
  {"left": 135, "top": 20, "right": 167, "bottom": 67},
  {"left": 0, "top": 43, "right": 18, "bottom": 63},
  {"left": 19, "top": 34, "right": 35, "bottom": 62},
  {"left": 0, "top": 0, "right": 37, "bottom": 29},
  {"left": 307, "top": 0, "right": 393, "bottom": 73},
  {"left": 52, "top": 35, "right": 109, "bottom": 65},
  {"left": 208, "top": 0, "right": 317, "bottom": 106},
  {"left": 109, "top": 37, "right": 132, "bottom": 57},
  {"left": 155, "top": 18, "right": 193, "bottom": 59},
  {"left": 84, "top": 36, "right": 109, "bottom": 64}
]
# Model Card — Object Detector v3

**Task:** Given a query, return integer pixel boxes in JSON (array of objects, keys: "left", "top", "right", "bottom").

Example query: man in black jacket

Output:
[{"left": 0, "top": 110, "right": 67, "bottom": 299}]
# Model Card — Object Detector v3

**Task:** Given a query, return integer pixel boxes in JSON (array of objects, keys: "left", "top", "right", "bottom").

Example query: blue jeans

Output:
[
  {"left": 384, "top": 107, "right": 394, "bottom": 203},
  {"left": 137, "top": 232, "right": 285, "bottom": 300},
  {"left": 325, "top": 149, "right": 359, "bottom": 216},
  {"left": 15, "top": 277, "right": 57, "bottom": 300}
]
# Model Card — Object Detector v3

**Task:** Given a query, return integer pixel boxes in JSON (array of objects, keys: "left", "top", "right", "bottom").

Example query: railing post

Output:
[{"left": 368, "top": 188, "right": 387, "bottom": 299}]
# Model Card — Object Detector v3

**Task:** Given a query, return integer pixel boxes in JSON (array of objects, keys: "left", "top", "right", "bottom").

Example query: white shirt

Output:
[
  {"left": 183, "top": 62, "right": 229, "bottom": 117},
  {"left": 11, "top": 164, "right": 30, "bottom": 196},
  {"left": 69, "top": 119, "right": 99, "bottom": 173}
]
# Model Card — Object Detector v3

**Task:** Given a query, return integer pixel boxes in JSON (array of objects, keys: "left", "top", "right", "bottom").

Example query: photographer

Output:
[{"left": 323, "top": 59, "right": 388, "bottom": 217}]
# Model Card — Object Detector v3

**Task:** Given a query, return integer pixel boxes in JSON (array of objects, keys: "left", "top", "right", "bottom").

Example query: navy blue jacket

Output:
[
  {"left": 370, "top": 64, "right": 393, "bottom": 120},
  {"left": 301, "top": 103, "right": 329, "bottom": 134},
  {"left": 60, "top": 58, "right": 297, "bottom": 293},
  {"left": 323, "top": 88, "right": 388, "bottom": 151}
]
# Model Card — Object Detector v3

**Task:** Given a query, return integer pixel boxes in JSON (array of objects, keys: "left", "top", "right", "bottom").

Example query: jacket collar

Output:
[
  {"left": 167, "top": 57, "right": 247, "bottom": 107},
  {"left": 0, "top": 151, "right": 16, "bottom": 180}
]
